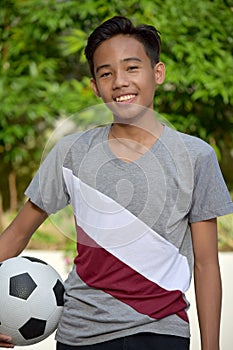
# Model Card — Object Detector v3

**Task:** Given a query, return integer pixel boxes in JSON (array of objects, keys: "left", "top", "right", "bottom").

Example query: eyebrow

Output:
[
  {"left": 95, "top": 57, "right": 142, "bottom": 74},
  {"left": 123, "top": 57, "right": 142, "bottom": 63}
]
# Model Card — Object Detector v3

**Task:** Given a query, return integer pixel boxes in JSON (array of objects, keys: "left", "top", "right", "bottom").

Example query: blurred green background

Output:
[{"left": 0, "top": 0, "right": 232, "bottom": 252}]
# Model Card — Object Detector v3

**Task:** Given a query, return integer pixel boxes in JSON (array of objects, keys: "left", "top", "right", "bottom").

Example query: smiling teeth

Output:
[{"left": 116, "top": 95, "right": 135, "bottom": 102}]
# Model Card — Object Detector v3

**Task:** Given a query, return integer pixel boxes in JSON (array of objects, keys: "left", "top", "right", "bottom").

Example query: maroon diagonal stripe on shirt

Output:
[{"left": 75, "top": 225, "right": 189, "bottom": 322}]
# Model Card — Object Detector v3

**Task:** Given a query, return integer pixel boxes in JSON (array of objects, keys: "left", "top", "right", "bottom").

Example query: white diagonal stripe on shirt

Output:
[{"left": 63, "top": 167, "right": 191, "bottom": 292}]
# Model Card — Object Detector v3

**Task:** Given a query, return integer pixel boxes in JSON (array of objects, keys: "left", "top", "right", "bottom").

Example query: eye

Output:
[
  {"left": 127, "top": 66, "right": 139, "bottom": 72},
  {"left": 100, "top": 72, "right": 111, "bottom": 78}
]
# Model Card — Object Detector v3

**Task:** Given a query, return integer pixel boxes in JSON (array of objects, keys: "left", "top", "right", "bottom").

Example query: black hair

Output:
[{"left": 85, "top": 16, "right": 161, "bottom": 77}]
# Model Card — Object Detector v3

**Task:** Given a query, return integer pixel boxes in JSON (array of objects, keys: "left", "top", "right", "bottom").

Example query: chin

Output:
[{"left": 106, "top": 102, "right": 150, "bottom": 123}]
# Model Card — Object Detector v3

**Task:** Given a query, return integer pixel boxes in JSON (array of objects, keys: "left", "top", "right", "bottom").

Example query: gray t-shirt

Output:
[{"left": 25, "top": 125, "right": 233, "bottom": 345}]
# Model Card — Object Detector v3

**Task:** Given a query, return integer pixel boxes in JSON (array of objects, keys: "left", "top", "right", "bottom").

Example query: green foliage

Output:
[
  {"left": 152, "top": 0, "right": 233, "bottom": 131},
  {"left": 1, "top": 0, "right": 233, "bottom": 210},
  {"left": 0, "top": 0, "right": 99, "bottom": 207},
  {"left": 218, "top": 213, "right": 233, "bottom": 251}
]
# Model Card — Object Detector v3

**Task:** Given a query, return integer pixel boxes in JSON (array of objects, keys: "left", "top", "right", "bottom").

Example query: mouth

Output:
[{"left": 114, "top": 94, "right": 137, "bottom": 103}]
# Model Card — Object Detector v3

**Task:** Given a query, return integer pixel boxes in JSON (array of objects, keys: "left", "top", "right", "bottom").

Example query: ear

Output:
[
  {"left": 154, "top": 62, "right": 166, "bottom": 85},
  {"left": 90, "top": 78, "right": 101, "bottom": 97}
]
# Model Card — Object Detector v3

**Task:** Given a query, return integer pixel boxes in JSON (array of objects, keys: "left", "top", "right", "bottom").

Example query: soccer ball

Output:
[{"left": 0, "top": 256, "right": 64, "bottom": 346}]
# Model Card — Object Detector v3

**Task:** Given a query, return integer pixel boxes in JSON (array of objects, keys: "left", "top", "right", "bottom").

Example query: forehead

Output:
[{"left": 93, "top": 34, "right": 149, "bottom": 67}]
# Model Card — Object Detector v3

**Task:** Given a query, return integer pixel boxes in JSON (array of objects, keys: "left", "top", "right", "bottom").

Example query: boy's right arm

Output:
[
  {"left": 0, "top": 199, "right": 48, "bottom": 262},
  {"left": 0, "top": 199, "right": 48, "bottom": 347}
]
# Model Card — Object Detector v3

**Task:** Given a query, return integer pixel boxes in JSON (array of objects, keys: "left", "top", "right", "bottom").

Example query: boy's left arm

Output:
[{"left": 190, "top": 218, "right": 222, "bottom": 350}]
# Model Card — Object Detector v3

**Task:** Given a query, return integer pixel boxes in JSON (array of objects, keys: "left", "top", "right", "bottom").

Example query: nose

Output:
[{"left": 112, "top": 70, "right": 130, "bottom": 90}]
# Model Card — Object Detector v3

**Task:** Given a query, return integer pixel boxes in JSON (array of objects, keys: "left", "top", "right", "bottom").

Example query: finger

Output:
[
  {"left": 0, "top": 343, "right": 14, "bottom": 348},
  {"left": 0, "top": 335, "right": 14, "bottom": 348}
]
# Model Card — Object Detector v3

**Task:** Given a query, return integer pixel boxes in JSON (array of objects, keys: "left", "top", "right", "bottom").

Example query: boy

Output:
[{"left": 0, "top": 16, "right": 233, "bottom": 350}]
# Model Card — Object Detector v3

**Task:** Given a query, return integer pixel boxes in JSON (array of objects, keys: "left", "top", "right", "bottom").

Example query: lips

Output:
[{"left": 115, "top": 94, "right": 137, "bottom": 103}]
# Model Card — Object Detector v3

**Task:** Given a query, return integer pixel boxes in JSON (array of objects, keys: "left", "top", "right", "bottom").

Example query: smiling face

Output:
[{"left": 90, "top": 34, "right": 165, "bottom": 122}]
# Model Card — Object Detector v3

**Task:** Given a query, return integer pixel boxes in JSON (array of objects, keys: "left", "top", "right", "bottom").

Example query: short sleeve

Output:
[
  {"left": 25, "top": 134, "right": 78, "bottom": 214},
  {"left": 188, "top": 147, "right": 233, "bottom": 223}
]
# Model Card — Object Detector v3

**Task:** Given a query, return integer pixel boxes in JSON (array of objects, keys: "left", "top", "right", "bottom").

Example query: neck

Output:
[{"left": 110, "top": 117, "right": 164, "bottom": 144}]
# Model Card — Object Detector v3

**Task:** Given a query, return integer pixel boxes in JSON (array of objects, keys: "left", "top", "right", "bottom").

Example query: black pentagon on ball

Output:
[
  {"left": 53, "top": 279, "right": 65, "bottom": 306},
  {"left": 10, "top": 273, "right": 37, "bottom": 300},
  {"left": 19, "top": 318, "right": 46, "bottom": 340},
  {"left": 22, "top": 256, "right": 48, "bottom": 265}
]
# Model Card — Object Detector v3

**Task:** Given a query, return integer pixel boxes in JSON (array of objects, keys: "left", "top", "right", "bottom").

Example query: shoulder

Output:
[
  {"left": 164, "top": 126, "right": 215, "bottom": 161},
  {"left": 52, "top": 125, "right": 108, "bottom": 154}
]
